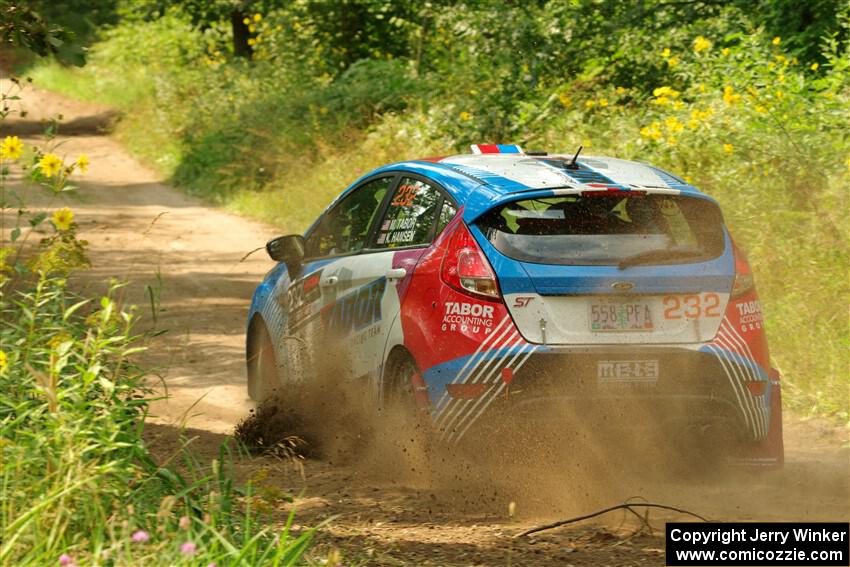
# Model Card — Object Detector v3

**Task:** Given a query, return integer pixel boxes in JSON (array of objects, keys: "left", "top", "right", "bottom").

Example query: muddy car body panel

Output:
[{"left": 247, "top": 147, "right": 784, "bottom": 466}]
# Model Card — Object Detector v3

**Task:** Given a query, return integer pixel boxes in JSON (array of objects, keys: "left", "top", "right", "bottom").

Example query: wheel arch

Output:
[{"left": 246, "top": 313, "right": 266, "bottom": 355}]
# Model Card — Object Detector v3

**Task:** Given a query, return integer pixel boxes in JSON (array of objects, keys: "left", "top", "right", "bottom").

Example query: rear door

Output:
[
  {"left": 303, "top": 174, "right": 447, "bottom": 390},
  {"left": 475, "top": 192, "right": 735, "bottom": 345},
  {"left": 332, "top": 175, "right": 447, "bottom": 387}
]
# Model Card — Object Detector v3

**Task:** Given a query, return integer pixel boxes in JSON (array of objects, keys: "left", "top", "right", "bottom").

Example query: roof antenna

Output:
[{"left": 566, "top": 145, "right": 583, "bottom": 170}]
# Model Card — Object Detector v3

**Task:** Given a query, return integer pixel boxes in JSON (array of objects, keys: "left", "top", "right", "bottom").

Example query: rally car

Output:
[{"left": 246, "top": 144, "right": 784, "bottom": 466}]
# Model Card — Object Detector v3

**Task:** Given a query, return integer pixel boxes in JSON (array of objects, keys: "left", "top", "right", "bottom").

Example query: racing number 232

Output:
[{"left": 663, "top": 293, "right": 721, "bottom": 319}]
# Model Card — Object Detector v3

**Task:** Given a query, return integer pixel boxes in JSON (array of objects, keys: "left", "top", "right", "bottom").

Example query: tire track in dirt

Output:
[{"left": 5, "top": 80, "right": 847, "bottom": 566}]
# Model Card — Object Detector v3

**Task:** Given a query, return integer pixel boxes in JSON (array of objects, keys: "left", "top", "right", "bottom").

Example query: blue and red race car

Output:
[{"left": 246, "top": 144, "right": 783, "bottom": 466}]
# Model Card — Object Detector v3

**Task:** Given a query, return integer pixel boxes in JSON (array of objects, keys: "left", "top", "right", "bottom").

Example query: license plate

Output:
[
  {"left": 589, "top": 301, "right": 654, "bottom": 332},
  {"left": 597, "top": 360, "right": 659, "bottom": 384}
]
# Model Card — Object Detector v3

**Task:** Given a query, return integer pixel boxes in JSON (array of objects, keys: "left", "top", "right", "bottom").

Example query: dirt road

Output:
[{"left": 5, "top": 80, "right": 848, "bottom": 566}]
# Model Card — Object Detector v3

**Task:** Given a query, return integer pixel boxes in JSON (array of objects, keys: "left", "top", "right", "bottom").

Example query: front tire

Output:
[{"left": 247, "top": 318, "right": 280, "bottom": 401}]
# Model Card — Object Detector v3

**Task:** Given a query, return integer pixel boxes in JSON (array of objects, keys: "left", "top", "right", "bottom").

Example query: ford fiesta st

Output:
[{"left": 246, "top": 144, "right": 784, "bottom": 466}]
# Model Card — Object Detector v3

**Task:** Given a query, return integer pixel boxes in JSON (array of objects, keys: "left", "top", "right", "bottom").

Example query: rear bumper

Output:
[{"left": 430, "top": 346, "right": 783, "bottom": 465}]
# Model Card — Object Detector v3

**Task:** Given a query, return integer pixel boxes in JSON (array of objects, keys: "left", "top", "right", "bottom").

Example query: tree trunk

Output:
[{"left": 231, "top": 10, "right": 252, "bottom": 60}]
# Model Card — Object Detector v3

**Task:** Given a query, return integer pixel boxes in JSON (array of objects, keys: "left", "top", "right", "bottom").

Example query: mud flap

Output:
[{"left": 732, "top": 368, "right": 785, "bottom": 467}]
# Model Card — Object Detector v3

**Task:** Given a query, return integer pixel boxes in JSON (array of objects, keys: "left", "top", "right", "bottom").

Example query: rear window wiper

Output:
[{"left": 618, "top": 247, "right": 708, "bottom": 270}]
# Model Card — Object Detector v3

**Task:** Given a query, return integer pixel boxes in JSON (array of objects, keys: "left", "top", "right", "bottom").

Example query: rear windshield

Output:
[{"left": 477, "top": 194, "right": 725, "bottom": 267}]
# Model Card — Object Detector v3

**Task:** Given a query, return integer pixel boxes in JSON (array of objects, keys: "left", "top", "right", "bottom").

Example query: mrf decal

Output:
[
  {"left": 441, "top": 301, "right": 496, "bottom": 335},
  {"left": 322, "top": 277, "right": 387, "bottom": 338}
]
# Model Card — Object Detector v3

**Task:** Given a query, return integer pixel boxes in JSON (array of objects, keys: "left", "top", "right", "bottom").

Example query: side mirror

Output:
[{"left": 266, "top": 235, "right": 305, "bottom": 273}]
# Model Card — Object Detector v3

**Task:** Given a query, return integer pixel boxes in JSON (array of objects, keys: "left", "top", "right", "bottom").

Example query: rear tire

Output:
[
  {"left": 381, "top": 351, "right": 432, "bottom": 472},
  {"left": 247, "top": 319, "right": 280, "bottom": 401}
]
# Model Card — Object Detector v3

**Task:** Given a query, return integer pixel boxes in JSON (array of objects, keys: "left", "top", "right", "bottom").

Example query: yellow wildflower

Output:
[
  {"left": 810, "top": 63, "right": 819, "bottom": 71},
  {"left": 598, "top": 98, "right": 609, "bottom": 107},
  {"left": 585, "top": 100, "right": 596, "bottom": 109},
  {"left": 76, "top": 154, "right": 89, "bottom": 173},
  {"left": 693, "top": 36, "right": 712, "bottom": 53},
  {"left": 755, "top": 105, "right": 768, "bottom": 114},
  {"left": 775, "top": 54, "right": 786, "bottom": 63},
  {"left": 653, "top": 86, "right": 680, "bottom": 98},
  {"left": 698, "top": 83, "right": 706, "bottom": 93},
  {"left": 52, "top": 208, "right": 74, "bottom": 231},
  {"left": 721, "top": 47, "right": 730, "bottom": 56},
  {"left": 722, "top": 85, "right": 741, "bottom": 106},
  {"left": 666, "top": 136, "right": 677, "bottom": 146},
  {"left": 247, "top": 38, "right": 256, "bottom": 46},
  {"left": 615, "top": 86, "right": 626, "bottom": 95},
  {"left": 0, "top": 135, "right": 24, "bottom": 160},
  {"left": 253, "top": 13, "right": 262, "bottom": 22},
  {"left": 652, "top": 96, "right": 670, "bottom": 106},
  {"left": 558, "top": 92, "right": 572, "bottom": 107},
  {"left": 687, "top": 119, "right": 700, "bottom": 129},
  {"left": 48, "top": 333, "right": 72, "bottom": 350},
  {"left": 772, "top": 36, "right": 781, "bottom": 45},
  {"left": 459, "top": 111, "right": 471, "bottom": 121},
  {"left": 684, "top": 175, "right": 693, "bottom": 183},
  {"left": 723, "top": 143, "right": 734, "bottom": 155},
  {"left": 639, "top": 122, "right": 663, "bottom": 141},
  {"left": 248, "top": 24, "right": 256, "bottom": 33},
  {"left": 0, "top": 350, "right": 7, "bottom": 372},
  {"left": 661, "top": 48, "right": 671, "bottom": 58},
  {"left": 775, "top": 90, "right": 783, "bottom": 99},
  {"left": 39, "top": 153, "right": 63, "bottom": 177},
  {"left": 673, "top": 100, "right": 684, "bottom": 110},
  {"left": 665, "top": 116, "right": 684, "bottom": 133},
  {"left": 666, "top": 56, "right": 679, "bottom": 67},
  {"left": 242, "top": 17, "right": 250, "bottom": 25},
  {"left": 690, "top": 107, "right": 714, "bottom": 122}
]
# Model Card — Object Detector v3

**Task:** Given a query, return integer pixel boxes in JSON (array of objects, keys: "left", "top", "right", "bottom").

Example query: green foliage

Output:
[
  {"left": 0, "top": 0, "right": 86, "bottom": 65},
  {"left": 25, "top": 1, "right": 850, "bottom": 423},
  {"left": 0, "top": 278, "right": 318, "bottom": 564}
]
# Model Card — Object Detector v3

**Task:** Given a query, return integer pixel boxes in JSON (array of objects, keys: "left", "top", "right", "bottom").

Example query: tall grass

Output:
[{"left": 25, "top": 14, "right": 849, "bottom": 422}]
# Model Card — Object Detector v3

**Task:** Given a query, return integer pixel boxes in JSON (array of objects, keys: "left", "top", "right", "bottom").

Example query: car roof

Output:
[{"left": 348, "top": 153, "right": 717, "bottom": 223}]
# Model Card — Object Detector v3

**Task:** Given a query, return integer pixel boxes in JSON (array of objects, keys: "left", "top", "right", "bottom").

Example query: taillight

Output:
[
  {"left": 440, "top": 222, "right": 500, "bottom": 299},
  {"left": 731, "top": 240, "right": 755, "bottom": 298}
]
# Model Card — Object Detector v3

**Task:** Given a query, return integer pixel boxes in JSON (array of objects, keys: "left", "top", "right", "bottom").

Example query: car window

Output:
[
  {"left": 373, "top": 177, "right": 442, "bottom": 248},
  {"left": 435, "top": 199, "right": 458, "bottom": 236},
  {"left": 478, "top": 194, "right": 725, "bottom": 266},
  {"left": 305, "top": 176, "right": 394, "bottom": 258}
]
